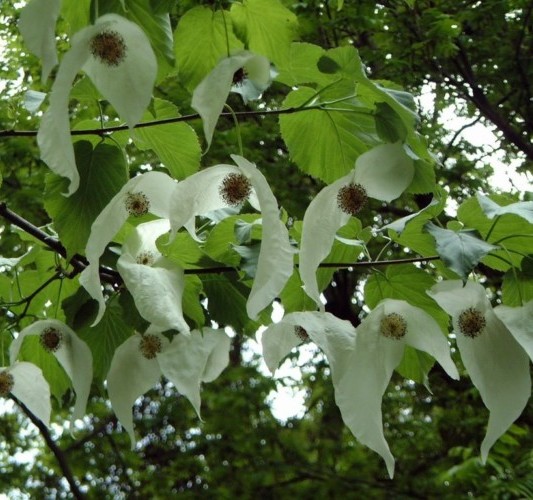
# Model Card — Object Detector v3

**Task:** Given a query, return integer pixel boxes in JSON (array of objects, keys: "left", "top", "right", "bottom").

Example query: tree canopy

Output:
[{"left": 0, "top": 0, "right": 532, "bottom": 497}]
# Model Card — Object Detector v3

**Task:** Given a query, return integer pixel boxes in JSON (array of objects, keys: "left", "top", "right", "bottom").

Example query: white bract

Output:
[
  {"left": 18, "top": 0, "right": 61, "bottom": 81},
  {"left": 37, "top": 13, "right": 157, "bottom": 195},
  {"left": 334, "top": 299, "right": 458, "bottom": 478},
  {"left": 428, "top": 280, "right": 531, "bottom": 462},
  {"left": 192, "top": 51, "right": 272, "bottom": 147},
  {"left": 107, "top": 328, "right": 231, "bottom": 448},
  {"left": 117, "top": 219, "right": 189, "bottom": 334},
  {"left": 0, "top": 362, "right": 51, "bottom": 426},
  {"left": 299, "top": 143, "right": 415, "bottom": 309},
  {"left": 494, "top": 300, "right": 533, "bottom": 362},
  {"left": 80, "top": 171, "right": 178, "bottom": 326},
  {"left": 169, "top": 155, "right": 294, "bottom": 320},
  {"left": 9, "top": 319, "right": 93, "bottom": 423}
]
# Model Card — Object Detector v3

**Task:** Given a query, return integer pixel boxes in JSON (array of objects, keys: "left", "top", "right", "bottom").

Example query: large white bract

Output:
[{"left": 36, "top": 13, "right": 157, "bottom": 195}]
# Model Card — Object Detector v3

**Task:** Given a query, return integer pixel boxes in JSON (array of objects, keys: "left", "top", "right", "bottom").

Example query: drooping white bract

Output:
[
  {"left": 192, "top": 51, "right": 272, "bottom": 147},
  {"left": 18, "top": 0, "right": 61, "bottom": 81},
  {"left": 494, "top": 300, "right": 533, "bottom": 362},
  {"left": 0, "top": 362, "right": 51, "bottom": 426},
  {"left": 9, "top": 319, "right": 93, "bottom": 422},
  {"left": 428, "top": 280, "right": 531, "bottom": 462},
  {"left": 37, "top": 13, "right": 157, "bottom": 195},
  {"left": 299, "top": 143, "right": 415, "bottom": 309},
  {"left": 333, "top": 299, "right": 458, "bottom": 478},
  {"left": 169, "top": 155, "right": 294, "bottom": 320},
  {"left": 117, "top": 219, "right": 189, "bottom": 334},
  {"left": 260, "top": 311, "right": 356, "bottom": 376},
  {"left": 107, "top": 328, "right": 231, "bottom": 448},
  {"left": 80, "top": 171, "right": 178, "bottom": 326}
]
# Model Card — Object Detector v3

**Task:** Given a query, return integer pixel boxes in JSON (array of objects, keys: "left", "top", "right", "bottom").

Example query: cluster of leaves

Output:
[{"left": 0, "top": 0, "right": 532, "bottom": 496}]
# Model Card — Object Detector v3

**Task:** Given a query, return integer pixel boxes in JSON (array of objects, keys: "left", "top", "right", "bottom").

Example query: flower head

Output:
[
  {"left": 428, "top": 280, "right": 531, "bottom": 462},
  {"left": 299, "top": 143, "right": 415, "bottom": 309},
  {"left": 192, "top": 51, "right": 273, "bottom": 147},
  {"left": 36, "top": 14, "right": 157, "bottom": 195},
  {"left": 79, "top": 171, "right": 178, "bottom": 326},
  {"left": 9, "top": 319, "right": 93, "bottom": 423},
  {"left": 116, "top": 219, "right": 190, "bottom": 334},
  {"left": 107, "top": 328, "right": 231, "bottom": 448},
  {"left": 0, "top": 362, "right": 51, "bottom": 426},
  {"left": 169, "top": 155, "right": 294, "bottom": 320}
]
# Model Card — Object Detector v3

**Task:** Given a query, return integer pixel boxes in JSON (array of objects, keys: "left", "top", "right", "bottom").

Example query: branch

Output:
[
  {"left": 12, "top": 396, "right": 86, "bottom": 500},
  {"left": 0, "top": 105, "right": 372, "bottom": 138},
  {"left": 0, "top": 202, "right": 121, "bottom": 286}
]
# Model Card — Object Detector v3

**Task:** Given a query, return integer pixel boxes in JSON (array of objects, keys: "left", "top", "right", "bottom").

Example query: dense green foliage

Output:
[{"left": 1, "top": 0, "right": 532, "bottom": 497}]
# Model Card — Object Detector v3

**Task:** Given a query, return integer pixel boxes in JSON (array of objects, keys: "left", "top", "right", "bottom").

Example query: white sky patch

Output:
[{"left": 417, "top": 84, "right": 531, "bottom": 196}]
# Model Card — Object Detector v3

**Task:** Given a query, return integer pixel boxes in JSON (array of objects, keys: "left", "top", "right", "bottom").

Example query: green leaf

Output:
[
  {"left": 425, "top": 222, "right": 498, "bottom": 281},
  {"left": 279, "top": 270, "right": 318, "bottom": 313},
  {"left": 61, "top": 0, "right": 91, "bottom": 35},
  {"left": 44, "top": 141, "right": 128, "bottom": 258},
  {"left": 374, "top": 102, "right": 408, "bottom": 143},
  {"left": 364, "top": 264, "right": 448, "bottom": 333},
  {"left": 76, "top": 296, "right": 134, "bottom": 381},
  {"left": 158, "top": 231, "right": 207, "bottom": 269},
  {"left": 317, "top": 55, "right": 341, "bottom": 74},
  {"left": 458, "top": 196, "right": 533, "bottom": 271},
  {"left": 396, "top": 346, "right": 435, "bottom": 385},
  {"left": 230, "top": 0, "right": 298, "bottom": 68},
  {"left": 174, "top": 7, "right": 244, "bottom": 91},
  {"left": 203, "top": 214, "right": 261, "bottom": 266},
  {"left": 182, "top": 275, "right": 205, "bottom": 329},
  {"left": 133, "top": 99, "right": 201, "bottom": 179},
  {"left": 232, "top": 243, "right": 260, "bottom": 278},
  {"left": 201, "top": 274, "right": 261, "bottom": 335},
  {"left": 279, "top": 86, "right": 377, "bottom": 183},
  {"left": 502, "top": 259, "right": 533, "bottom": 306}
]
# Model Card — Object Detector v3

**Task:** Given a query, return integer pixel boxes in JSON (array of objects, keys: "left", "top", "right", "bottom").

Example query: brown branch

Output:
[
  {"left": 12, "top": 396, "right": 86, "bottom": 500},
  {"left": 0, "top": 202, "right": 121, "bottom": 286}
]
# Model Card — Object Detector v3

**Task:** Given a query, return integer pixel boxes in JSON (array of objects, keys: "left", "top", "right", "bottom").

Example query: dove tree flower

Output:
[
  {"left": 116, "top": 219, "right": 189, "bottom": 334},
  {"left": 80, "top": 171, "right": 179, "bottom": 326},
  {"left": 428, "top": 280, "right": 531, "bottom": 463},
  {"left": 299, "top": 143, "right": 415, "bottom": 309},
  {"left": 262, "top": 303, "right": 458, "bottom": 478},
  {"left": 169, "top": 155, "right": 294, "bottom": 320},
  {"left": 192, "top": 51, "right": 273, "bottom": 147},
  {"left": 107, "top": 328, "right": 231, "bottom": 448},
  {"left": 0, "top": 362, "right": 51, "bottom": 426},
  {"left": 9, "top": 319, "right": 93, "bottom": 422},
  {"left": 36, "top": 13, "right": 157, "bottom": 195},
  {"left": 333, "top": 299, "right": 459, "bottom": 478}
]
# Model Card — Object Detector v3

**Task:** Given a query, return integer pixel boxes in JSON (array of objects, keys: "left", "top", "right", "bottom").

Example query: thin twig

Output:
[{"left": 12, "top": 396, "right": 86, "bottom": 500}]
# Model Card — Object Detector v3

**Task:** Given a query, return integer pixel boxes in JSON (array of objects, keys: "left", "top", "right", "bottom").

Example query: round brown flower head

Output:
[
  {"left": 0, "top": 371, "right": 14, "bottom": 397},
  {"left": 139, "top": 334, "right": 163, "bottom": 360},
  {"left": 294, "top": 325, "right": 310, "bottom": 342},
  {"left": 125, "top": 191, "right": 150, "bottom": 217},
  {"left": 380, "top": 313, "right": 408, "bottom": 340},
  {"left": 219, "top": 173, "right": 252, "bottom": 206},
  {"left": 39, "top": 327, "right": 63, "bottom": 353},
  {"left": 458, "top": 307, "right": 486, "bottom": 338},
  {"left": 337, "top": 183, "right": 368, "bottom": 216},
  {"left": 89, "top": 30, "right": 127, "bottom": 67},
  {"left": 136, "top": 251, "right": 156, "bottom": 266},
  {"left": 232, "top": 67, "right": 247, "bottom": 86}
]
